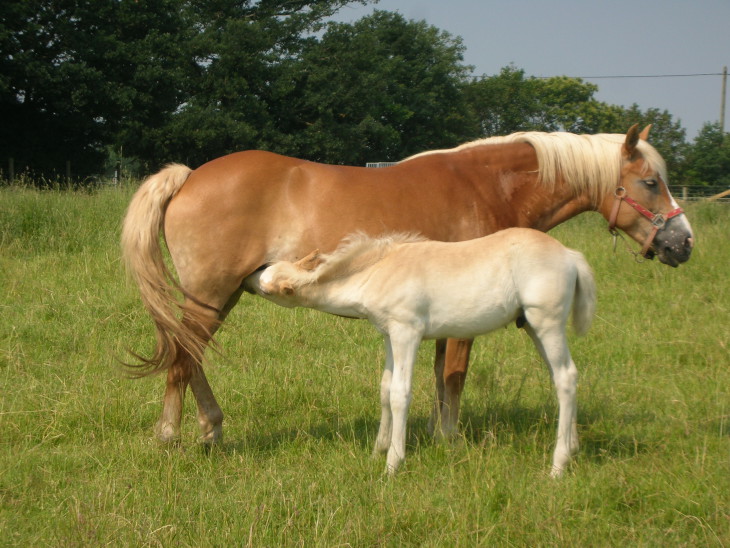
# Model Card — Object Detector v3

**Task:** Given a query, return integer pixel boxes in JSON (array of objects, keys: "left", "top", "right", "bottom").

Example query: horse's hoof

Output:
[
  {"left": 198, "top": 425, "right": 223, "bottom": 445},
  {"left": 154, "top": 421, "right": 181, "bottom": 444},
  {"left": 550, "top": 466, "right": 565, "bottom": 479}
]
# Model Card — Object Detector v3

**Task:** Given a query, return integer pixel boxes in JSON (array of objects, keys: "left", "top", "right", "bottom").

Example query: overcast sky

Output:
[{"left": 331, "top": 0, "right": 729, "bottom": 139}]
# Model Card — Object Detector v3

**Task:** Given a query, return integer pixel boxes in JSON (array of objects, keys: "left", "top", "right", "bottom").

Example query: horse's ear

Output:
[
  {"left": 639, "top": 124, "right": 652, "bottom": 141},
  {"left": 294, "top": 249, "right": 321, "bottom": 271},
  {"left": 623, "top": 124, "right": 640, "bottom": 157}
]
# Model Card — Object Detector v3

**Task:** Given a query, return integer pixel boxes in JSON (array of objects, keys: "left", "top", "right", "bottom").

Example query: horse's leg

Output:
[
  {"left": 155, "top": 356, "right": 191, "bottom": 443},
  {"left": 373, "top": 335, "right": 394, "bottom": 455},
  {"left": 385, "top": 325, "right": 422, "bottom": 474},
  {"left": 189, "top": 365, "right": 224, "bottom": 444},
  {"left": 438, "top": 338, "right": 474, "bottom": 440},
  {"left": 427, "top": 339, "right": 447, "bottom": 436},
  {"left": 155, "top": 300, "right": 225, "bottom": 444},
  {"left": 186, "top": 287, "right": 248, "bottom": 444},
  {"left": 523, "top": 319, "right": 578, "bottom": 477}
]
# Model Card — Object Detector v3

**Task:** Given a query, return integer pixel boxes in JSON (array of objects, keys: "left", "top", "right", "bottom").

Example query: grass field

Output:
[{"left": 1, "top": 184, "right": 728, "bottom": 546}]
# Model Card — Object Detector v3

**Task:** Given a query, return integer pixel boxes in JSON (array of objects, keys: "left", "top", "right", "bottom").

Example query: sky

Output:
[{"left": 330, "top": 0, "right": 730, "bottom": 139}]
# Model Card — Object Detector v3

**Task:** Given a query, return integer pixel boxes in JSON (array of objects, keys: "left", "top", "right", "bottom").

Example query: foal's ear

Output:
[
  {"left": 294, "top": 249, "right": 322, "bottom": 271},
  {"left": 639, "top": 124, "right": 652, "bottom": 141},
  {"left": 623, "top": 124, "right": 640, "bottom": 157}
]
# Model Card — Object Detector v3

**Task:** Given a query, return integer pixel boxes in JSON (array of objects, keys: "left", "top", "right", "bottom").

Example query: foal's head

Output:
[
  {"left": 259, "top": 250, "right": 321, "bottom": 302},
  {"left": 259, "top": 232, "right": 423, "bottom": 302}
]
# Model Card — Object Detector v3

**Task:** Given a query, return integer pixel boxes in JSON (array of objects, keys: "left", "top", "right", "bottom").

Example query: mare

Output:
[
  {"left": 121, "top": 126, "right": 693, "bottom": 446},
  {"left": 252, "top": 229, "right": 597, "bottom": 476}
]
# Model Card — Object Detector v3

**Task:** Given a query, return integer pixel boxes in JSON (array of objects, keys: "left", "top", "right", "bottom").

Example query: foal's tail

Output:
[
  {"left": 570, "top": 250, "right": 596, "bottom": 336},
  {"left": 121, "top": 164, "right": 206, "bottom": 376}
]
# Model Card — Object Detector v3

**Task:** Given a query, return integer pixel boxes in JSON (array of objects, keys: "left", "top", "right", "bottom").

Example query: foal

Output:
[{"left": 250, "top": 228, "right": 596, "bottom": 476}]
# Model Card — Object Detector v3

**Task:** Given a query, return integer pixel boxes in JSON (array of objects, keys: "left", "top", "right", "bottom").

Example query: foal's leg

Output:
[
  {"left": 373, "top": 336, "right": 394, "bottom": 455},
  {"left": 523, "top": 319, "right": 579, "bottom": 477},
  {"left": 386, "top": 325, "right": 422, "bottom": 474}
]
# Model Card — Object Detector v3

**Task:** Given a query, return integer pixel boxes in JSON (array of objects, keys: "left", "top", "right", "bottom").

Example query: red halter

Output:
[{"left": 607, "top": 186, "right": 685, "bottom": 258}]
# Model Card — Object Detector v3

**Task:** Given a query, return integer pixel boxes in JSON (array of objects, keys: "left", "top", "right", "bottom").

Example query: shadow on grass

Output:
[{"left": 193, "top": 402, "right": 658, "bottom": 468}]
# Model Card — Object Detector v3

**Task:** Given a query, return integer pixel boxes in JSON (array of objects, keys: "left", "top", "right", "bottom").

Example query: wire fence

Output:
[{"left": 669, "top": 185, "right": 730, "bottom": 202}]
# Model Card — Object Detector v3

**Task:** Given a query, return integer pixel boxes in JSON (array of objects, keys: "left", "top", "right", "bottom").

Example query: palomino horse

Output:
[
  {"left": 253, "top": 229, "right": 596, "bottom": 476},
  {"left": 121, "top": 126, "right": 693, "bottom": 445}
]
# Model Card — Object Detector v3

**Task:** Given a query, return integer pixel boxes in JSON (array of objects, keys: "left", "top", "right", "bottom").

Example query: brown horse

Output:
[{"left": 121, "top": 125, "right": 693, "bottom": 445}]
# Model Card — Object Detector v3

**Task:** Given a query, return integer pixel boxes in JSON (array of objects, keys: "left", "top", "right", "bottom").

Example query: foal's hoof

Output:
[{"left": 550, "top": 466, "right": 566, "bottom": 479}]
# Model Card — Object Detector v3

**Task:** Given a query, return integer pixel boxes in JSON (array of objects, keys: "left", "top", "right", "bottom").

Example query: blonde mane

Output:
[
  {"left": 308, "top": 232, "right": 426, "bottom": 285},
  {"left": 403, "top": 131, "right": 668, "bottom": 206}
]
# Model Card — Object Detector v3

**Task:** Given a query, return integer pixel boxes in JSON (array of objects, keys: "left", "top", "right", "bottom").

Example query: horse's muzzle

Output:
[{"left": 653, "top": 221, "right": 694, "bottom": 267}]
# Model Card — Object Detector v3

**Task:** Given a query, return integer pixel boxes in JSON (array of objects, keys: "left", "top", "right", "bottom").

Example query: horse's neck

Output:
[
  {"left": 466, "top": 145, "right": 595, "bottom": 231},
  {"left": 297, "top": 274, "right": 368, "bottom": 318}
]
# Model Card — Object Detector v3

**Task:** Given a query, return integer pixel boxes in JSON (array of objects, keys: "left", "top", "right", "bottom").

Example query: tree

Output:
[
  {"left": 610, "top": 104, "right": 688, "bottom": 178},
  {"left": 0, "top": 0, "right": 191, "bottom": 180},
  {"left": 0, "top": 0, "right": 369, "bottom": 179},
  {"left": 680, "top": 123, "right": 730, "bottom": 187},
  {"left": 285, "top": 11, "right": 474, "bottom": 164},
  {"left": 463, "top": 66, "right": 624, "bottom": 136},
  {"left": 152, "top": 0, "right": 369, "bottom": 169}
]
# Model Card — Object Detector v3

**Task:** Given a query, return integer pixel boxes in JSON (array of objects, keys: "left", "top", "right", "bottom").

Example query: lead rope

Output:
[
  {"left": 607, "top": 187, "right": 644, "bottom": 261},
  {"left": 611, "top": 227, "right": 646, "bottom": 263}
]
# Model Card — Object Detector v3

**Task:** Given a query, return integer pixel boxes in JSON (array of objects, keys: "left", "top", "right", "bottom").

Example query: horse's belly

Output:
[{"left": 423, "top": 303, "right": 518, "bottom": 340}]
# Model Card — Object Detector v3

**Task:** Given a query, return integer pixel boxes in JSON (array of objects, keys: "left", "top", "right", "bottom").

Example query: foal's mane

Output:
[
  {"left": 403, "top": 131, "right": 668, "bottom": 205},
  {"left": 308, "top": 232, "right": 426, "bottom": 285}
]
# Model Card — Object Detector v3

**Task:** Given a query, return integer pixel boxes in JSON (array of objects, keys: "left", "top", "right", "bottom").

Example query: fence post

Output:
[{"left": 682, "top": 186, "right": 688, "bottom": 201}]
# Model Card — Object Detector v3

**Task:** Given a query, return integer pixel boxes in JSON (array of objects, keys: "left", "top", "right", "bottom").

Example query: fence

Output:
[{"left": 669, "top": 185, "right": 730, "bottom": 202}]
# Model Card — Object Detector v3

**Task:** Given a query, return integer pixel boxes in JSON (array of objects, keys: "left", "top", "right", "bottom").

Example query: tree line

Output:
[{"left": 2, "top": 0, "right": 728, "bottom": 187}]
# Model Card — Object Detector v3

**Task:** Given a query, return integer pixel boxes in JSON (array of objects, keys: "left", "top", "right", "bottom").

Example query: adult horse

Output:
[{"left": 121, "top": 125, "right": 693, "bottom": 444}]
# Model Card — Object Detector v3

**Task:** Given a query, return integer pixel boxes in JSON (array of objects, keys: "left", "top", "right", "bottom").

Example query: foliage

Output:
[
  {"left": 680, "top": 123, "right": 730, "bottom": 187},
  {"left": 0, "top": 0, "right": 368, "bottom": 178},
  {"left": 0, "top": 0, "right": 192, "bottom": 178},
  {"left": 288, "top": 11, "right": 473, "bottom": 164},
  {"left": 1, "top": 186, "right": 728, "bottom": 545},
  {"left": 1, "top": 2, "right": 728, "bottom": 185},
  {"left": 611, "top": 104, "right": 689, "bottom": 178},
  {"left": 464, "top": 65, "right": 624, "bottom": 136}
]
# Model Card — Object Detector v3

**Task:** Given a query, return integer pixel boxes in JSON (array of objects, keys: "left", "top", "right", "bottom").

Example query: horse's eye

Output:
[{"left": 642, "top": 178, "right": 658, "bottom": 187}]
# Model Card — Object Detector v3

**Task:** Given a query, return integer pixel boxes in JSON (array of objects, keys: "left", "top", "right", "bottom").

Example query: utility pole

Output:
[{"left": 721, "top": 66, "right": 727, "bottom": 134}]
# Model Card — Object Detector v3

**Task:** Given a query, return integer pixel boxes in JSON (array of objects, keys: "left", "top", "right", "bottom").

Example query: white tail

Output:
[
  {"left": 121, "top": 164, "right": 209, "bottom": 376},
  {"left": 570, "top": 249, "right": 596, "bottom": 336}
]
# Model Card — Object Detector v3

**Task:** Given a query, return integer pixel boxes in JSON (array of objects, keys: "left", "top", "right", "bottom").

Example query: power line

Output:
[{"left": 537, "top": 72, "right": 724, "bottom": 80}]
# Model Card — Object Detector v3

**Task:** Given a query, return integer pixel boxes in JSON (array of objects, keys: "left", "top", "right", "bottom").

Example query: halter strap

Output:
[{"left": 608, "top": 186, "right": 685, "bottom": 258}]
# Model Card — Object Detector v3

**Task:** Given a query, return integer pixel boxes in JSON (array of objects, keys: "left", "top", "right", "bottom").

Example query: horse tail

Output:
[
  {"left": 121, "top": 163, "right": 206, "bottom": 376},
  {"left": 569, "top": 249, "right": 596, "bottom": 336}
]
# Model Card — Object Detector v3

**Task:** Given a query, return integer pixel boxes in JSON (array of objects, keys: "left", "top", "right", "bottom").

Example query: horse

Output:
[
  {"left": 251, "top": 228, "right": 596, "bottom": 476},
  {"left": 121, "top": 125, "right": 693, "bottom": 446}
]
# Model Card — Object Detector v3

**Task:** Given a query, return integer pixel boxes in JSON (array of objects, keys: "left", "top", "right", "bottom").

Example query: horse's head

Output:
[
  {"left": 258, "top": 249, "right": 322, "bottom": 304},
  {"left": 598, "top": 125, "right": 694, "bottom": 267}
]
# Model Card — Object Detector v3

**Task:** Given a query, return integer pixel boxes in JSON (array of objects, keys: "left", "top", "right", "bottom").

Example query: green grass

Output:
[{"left": 1, "top": 185, "right": 728, "bottom": 546}]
